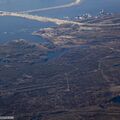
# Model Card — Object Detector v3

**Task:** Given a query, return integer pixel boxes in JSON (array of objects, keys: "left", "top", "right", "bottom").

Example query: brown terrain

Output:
[{"left": 0, "top": 14, "right": 120, "bottom": 120}]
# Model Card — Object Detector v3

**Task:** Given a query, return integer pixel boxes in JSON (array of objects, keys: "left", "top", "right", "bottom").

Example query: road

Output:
[{"left": 21, "top": 0, "right": 81, "bottom": 13}]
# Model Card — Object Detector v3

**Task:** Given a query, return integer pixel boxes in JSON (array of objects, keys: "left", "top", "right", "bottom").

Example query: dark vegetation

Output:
[{"left": 0, "top": 14, "right": 120, "bottom": 120}]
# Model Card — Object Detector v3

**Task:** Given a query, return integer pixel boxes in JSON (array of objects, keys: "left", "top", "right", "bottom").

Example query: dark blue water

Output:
[
  {"left": 0, "top": 16, "right": 55, "bottom": 43},
  {"left": 0, "top": 0, "right": 73, "bottom": 12},
  {"left": 109, "top": 96, "right": 120, "bottom": 104},
  {"left": 0, "top": 0, "right": 120, "bottom": 43},
  {"left": 34, "top": 0, "right": 120, "bottom": 18}
]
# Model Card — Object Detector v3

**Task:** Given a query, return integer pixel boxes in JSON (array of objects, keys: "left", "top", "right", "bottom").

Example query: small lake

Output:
[{"left": 109, "top": 96, "right": 120, "bottom": 104}]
